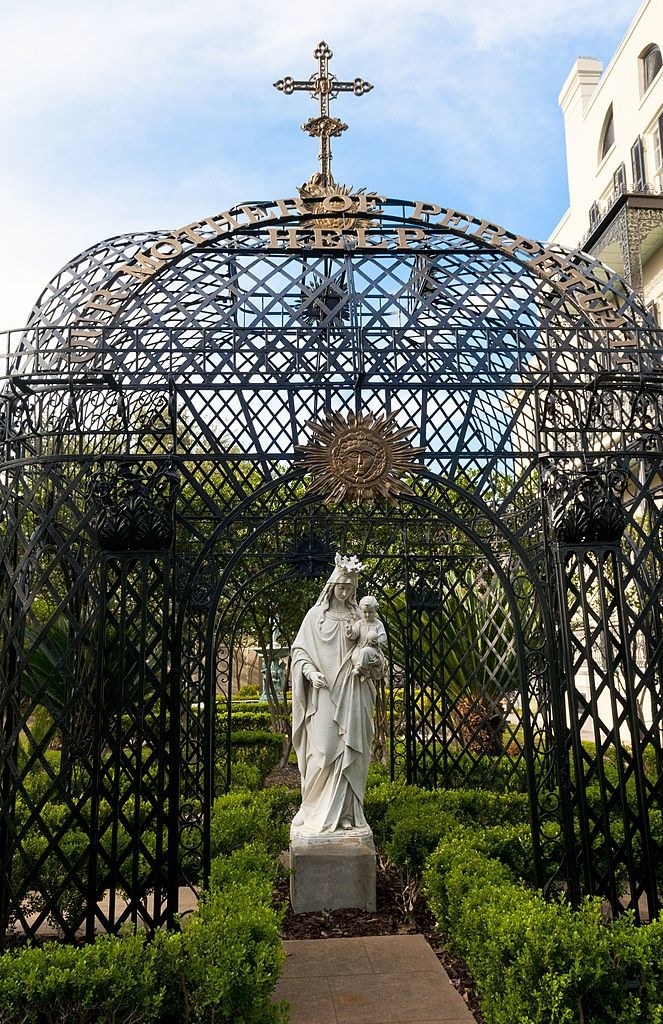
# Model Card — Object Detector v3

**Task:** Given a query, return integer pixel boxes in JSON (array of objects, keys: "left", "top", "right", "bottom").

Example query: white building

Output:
[{"left": 550, "top": 0, "right": 663, "bottom": 323}]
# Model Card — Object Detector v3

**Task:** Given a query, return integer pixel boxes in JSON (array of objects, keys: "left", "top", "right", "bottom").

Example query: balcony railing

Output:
[{"left": 579, "top": 179, "right": 663, "bottom": 250}]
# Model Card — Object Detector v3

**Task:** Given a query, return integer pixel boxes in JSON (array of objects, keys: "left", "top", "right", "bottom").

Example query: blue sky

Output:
[{"left": 0, "top": 0, "right": 642, "bottom": 329}]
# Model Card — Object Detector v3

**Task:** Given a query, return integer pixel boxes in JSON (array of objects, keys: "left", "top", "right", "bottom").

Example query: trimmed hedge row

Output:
[
  {"left": 0, "top": 790, "right": 292, "bottom": 1024},
  {"left": 210, "top": 785, "right": 296, "bottom": 859},
  {"left": 231, "top": 730, "right": 284, "bottom": 787},
  {"left": 9, "top": 767, "right": 663, "bottom": 1024},
  {"left": 364, "top": 781, "right": 663, "bottom": 1024},
  {"left": 425, "top": 835, "right": 663, "bottom": 1024},
  {"left": 229, "top": 709, "right": 274, "bottom": 732},
  {"left": 364, "top": 781, "right": 531, "bottom": 876},
  {"left": 216, "top": 726, "right": 285, "bottom": 792}
]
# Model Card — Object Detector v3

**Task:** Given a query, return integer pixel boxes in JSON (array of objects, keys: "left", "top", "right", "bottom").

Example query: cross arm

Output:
[
  {"left": 333, "top": 78, "right": 374, "bottom": 96},
  {"left": 274, "top": 76, "right": 316, "bottom": 95}
]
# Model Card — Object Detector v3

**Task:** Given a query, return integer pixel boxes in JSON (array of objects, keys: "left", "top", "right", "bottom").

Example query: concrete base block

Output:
[{"left": 289, "top": 825, "right": 377, "bottom": 914}]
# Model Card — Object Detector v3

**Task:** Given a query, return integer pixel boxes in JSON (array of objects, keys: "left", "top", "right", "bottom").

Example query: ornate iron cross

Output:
[{"left": 274, "top": 41, "right": 372, "bottom": 188}]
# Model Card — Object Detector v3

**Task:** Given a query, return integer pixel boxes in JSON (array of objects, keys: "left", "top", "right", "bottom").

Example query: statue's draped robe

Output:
[{"left": 291, "top": 606, "right": 375, "bottom": 833}]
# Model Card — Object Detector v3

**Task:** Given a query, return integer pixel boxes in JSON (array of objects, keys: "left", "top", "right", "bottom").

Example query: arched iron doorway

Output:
[
  {"left": 178, "top": 481, "right": 559, "bottom": 897},
  {"left": 2, "top": 196, "right": 663, "bottom": 942}
]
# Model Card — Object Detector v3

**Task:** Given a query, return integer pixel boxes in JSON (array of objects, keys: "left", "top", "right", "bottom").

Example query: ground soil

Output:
[{"left": 266, "top": 765, "right": 484, "bottom": 1024}]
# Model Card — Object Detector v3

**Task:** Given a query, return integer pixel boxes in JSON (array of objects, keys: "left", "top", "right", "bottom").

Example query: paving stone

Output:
[
  {"left": 361, "top": 933, "right": 442, "bottom": 973},
  {"left": 275, "top": 936, "right": 476, "bottom": 1024},
  {"left": 329, "top": 969, "right": 468, "bottom": 1023},
  {"left": 273, "top": 976, "right": 338, "bottom": 1024},
  {"left": 281, "top": 937, "right": 373, "bottom": 978}
]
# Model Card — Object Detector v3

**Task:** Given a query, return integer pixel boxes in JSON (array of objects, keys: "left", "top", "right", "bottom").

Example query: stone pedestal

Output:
[{"left": 289, "top": 824, "right": 376, "bottom": 914}]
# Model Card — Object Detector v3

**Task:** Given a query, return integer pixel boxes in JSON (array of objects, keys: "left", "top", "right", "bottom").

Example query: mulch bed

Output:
[{"left": 266, "top": 766, "right": 484, "bottom": 1023}]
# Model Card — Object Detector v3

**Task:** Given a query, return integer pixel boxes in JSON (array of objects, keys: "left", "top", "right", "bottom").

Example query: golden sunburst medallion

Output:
[{"left": 296, "top": 410, "right": 425, "bottom": 504}]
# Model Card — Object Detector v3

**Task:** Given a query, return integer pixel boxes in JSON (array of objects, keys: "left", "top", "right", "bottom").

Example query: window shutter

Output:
[
  {"left": 655, "top": 112, "right": 663, "bottom": 173},
  {"left": 643, "top": 45, "right": 663, "bottom": 92},
  {"left": 631, "top": 136, "right": 646, "bottom": 189},
  {"left": 600, "top": 107, "right": 615, "bottom": 160},
  {"left": 613, "top": 163, "right": 626, "bottom": 194}
]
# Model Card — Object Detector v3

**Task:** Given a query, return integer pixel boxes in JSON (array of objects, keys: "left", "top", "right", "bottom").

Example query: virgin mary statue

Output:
[{"left": 291, "top": 554, "right": 376, "bottom": 834}]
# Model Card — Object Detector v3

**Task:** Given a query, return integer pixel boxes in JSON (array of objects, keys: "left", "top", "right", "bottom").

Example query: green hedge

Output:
[
  {"left": 424, "top": 831, "right": 663, "bottom": 1024},
  {"left": 366, "top": 781, "right": 663, "bottom": 1024},
  {"left": 224, "top": 729, "right": 284, "bottom": 790},
  {"left": 0, "top": 932, "right": 164, "bottom": 1024},
  {"left": 210, "top": 786, "right": 295, "bottom": 858},
  {"left": 231, "top": 730, "right": 283, "bottom": 779},
  {"left": 0, "top": 885, "right": 285, "bottom": 1024},
  {"left": 0, "top": 803, "right": 288, "bottom": 1024},
  {"left": 229, "top": 708, "right": 274, "bottom": 732},
  {"left": 173, "top": 873, "right": 285, "bottom": 1024},
  {"left": 364, "top": 782, "right": 529, "bottom": 874}
]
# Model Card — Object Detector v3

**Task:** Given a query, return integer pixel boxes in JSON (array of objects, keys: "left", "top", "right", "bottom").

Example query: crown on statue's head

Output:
[{"left": 329, "top": 552, "right": 365, "bottom": 585}]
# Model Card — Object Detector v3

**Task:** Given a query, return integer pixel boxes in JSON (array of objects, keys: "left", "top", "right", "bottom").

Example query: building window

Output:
[
  {"left": 589, "top": 201, "right": 600, "bottom": 229},
  {"left": 653, "top": 110, "right": 663, "bottom": 188},
  {"left": 613, "top": 163, "right": 626, "bottom": 195},
  {"left": 599, "top": 106, "right": 615, "bottom": 162},
  {"left": 641, "top": 44, "right": 662, "bottom": 93},
  {"left": 646, "top": 300, "right": 659, "bottom": 326},
  {"left": 631, "top": 136, "right": 646, "bottom": 189}
]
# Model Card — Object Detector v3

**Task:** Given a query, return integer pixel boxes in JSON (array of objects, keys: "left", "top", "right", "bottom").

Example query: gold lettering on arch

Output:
[{"left": 65, "top": 194, "right": 626, "bottom": 352}]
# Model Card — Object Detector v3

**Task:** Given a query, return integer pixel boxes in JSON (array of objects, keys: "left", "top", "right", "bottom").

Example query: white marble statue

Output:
[
  {"left": 348, "top": 595, "right": 388, "bottom": 684},
  {"left": 291, "top": 554, "right": 379, "bottom": 833}
]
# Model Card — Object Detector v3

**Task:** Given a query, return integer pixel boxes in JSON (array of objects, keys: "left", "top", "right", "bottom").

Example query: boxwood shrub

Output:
[
  {"left": 424, "top": 830, "right": 663, "bottom": 1023},
  {"left": 366, "top": 780, "right": 663, "bottom": 1024},
  {"left": 210, "top": 785, "right": 295, "bottom": 858},
  {"left": 0, "top": 796, "right": 289, "bottom": 1024}
]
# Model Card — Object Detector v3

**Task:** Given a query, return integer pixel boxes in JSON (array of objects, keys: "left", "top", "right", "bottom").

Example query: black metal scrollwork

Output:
[
  {"left": 408, "top": 573, "right": 441, "bottom": 611},
  {"left": 91, "top": 460, "right": 180, "bottom": 552},
  {"left": 283, "top": 535, "right": 336, "bottom": 578},
  {"left": 545, "top": 466, "right": 626, "bottom": 543}
]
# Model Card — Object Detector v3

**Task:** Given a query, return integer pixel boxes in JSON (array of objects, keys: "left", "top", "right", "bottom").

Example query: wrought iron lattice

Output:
[
  {"left": 1, "top": 195, "right": 663, "bottom": 942},
  {"left": 552, "top": 541, "right": 663, "bottom": 919}
]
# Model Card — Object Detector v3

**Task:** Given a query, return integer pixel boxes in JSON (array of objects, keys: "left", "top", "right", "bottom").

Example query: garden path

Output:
[{"left": 273, "top": 934, "right": 475, "bottom": 1024}]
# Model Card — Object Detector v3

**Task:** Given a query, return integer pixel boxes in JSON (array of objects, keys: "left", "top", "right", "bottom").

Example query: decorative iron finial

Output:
[{"left": 274, "top": 41, "right": 372, "bottom": 190}]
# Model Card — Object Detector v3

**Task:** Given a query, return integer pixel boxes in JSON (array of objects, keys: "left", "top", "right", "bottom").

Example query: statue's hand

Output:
[{"left": 309, "top": 671, "right": 327, "bottom": 689}]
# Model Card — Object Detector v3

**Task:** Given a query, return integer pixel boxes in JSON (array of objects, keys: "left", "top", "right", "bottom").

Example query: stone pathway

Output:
[{"left": 273, "top": 934, "right": 475, "bottom": 1024}]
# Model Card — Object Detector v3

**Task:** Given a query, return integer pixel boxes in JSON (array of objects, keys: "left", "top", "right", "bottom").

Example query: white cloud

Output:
[{"left": 0, "top": 0, "right": 643, "bottom": 327}]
